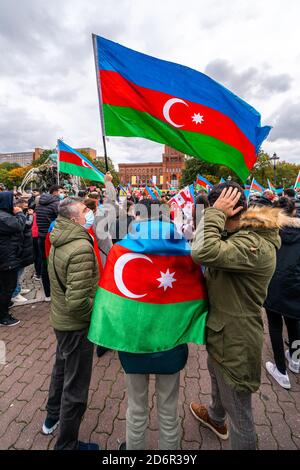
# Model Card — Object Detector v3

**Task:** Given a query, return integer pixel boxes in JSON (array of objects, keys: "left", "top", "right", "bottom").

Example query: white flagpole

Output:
[
  {"left": 56, "top": 139, "right": 60, "bottom": 186},
  {"left": 294, "top": 170, "right": 300, "bottom": 190}
]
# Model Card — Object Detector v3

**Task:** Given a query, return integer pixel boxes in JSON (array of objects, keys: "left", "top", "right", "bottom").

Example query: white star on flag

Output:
[
  {"left": 192, "top": 113, "right": 204, "bottom": 124},
  {"left": 157, "top": 269, "right": 177, "bottom": 291}
]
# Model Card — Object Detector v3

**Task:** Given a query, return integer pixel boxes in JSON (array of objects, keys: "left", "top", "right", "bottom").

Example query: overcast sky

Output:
[{"left": 1, "top": 0, "right": 300, "bottom": 168}]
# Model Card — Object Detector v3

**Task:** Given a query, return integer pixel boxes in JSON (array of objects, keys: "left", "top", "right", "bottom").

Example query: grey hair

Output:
[{"left": 58, "top": 197, "right": 83, "bottom": 219}]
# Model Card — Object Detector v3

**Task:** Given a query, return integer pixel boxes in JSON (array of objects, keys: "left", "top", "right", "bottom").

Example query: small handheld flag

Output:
[
  {"left": 294, "top": 171, "right": 300, "bottom": 192},
  {"left": 250, "top": 178, "right": 264, "bottom": 194},
  {"left": 195, "top": 175, "right": 213, "bottom": 192}
]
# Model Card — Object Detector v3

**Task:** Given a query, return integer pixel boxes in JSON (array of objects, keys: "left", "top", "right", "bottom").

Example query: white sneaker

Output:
[
  {"left": 266, "top": 361, "right": 291, "bottom": 389},
  {"left": 285, "top": 350, "right": 300, "bottom": 374},
  {"left": 44, "top": 296, "right": 51, "bottom": 302},
  {"left": 20, "top": 288, "right": 31, "bottom": 295},
  {"left": 12, "top": 294, "right": 28, "bottom": 303}
]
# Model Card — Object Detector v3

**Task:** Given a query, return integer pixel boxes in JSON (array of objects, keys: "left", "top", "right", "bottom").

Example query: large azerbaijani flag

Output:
[
  {"left": 58, "top": 140, "right": 105, "bottom": 183},
  {"left": 93, "top": 35, "right": 271, "bottom": 181},
  {"left": 88, "top": 219, "right": 208, "bottom": 352}
]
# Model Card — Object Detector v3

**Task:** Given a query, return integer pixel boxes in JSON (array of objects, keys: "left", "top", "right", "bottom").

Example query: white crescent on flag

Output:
[{"left": 114, "top": 253, "right": 153, "bottom": 299}]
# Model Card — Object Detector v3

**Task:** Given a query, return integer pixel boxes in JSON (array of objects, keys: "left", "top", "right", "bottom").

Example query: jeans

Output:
[
  {"left": 0, "top": 268, "right": 18, "bottom": 320},
  {"left": 12, "top": 267, "right": 25, "bottom": 298},
  {"left": 46, "top": 329, "right": 94, "bottom": 450},
  {"left": 33, "top": 237, "right": 42, "bottom": 277},
  {"left": 266, "top": 309, "right": 300, "bottom": 374},
  {"left": 38, "top": 236, "right": 50, "bottom": 297},
  {"left": 125, "top": 372, "right": 180, "bottom": 450},
  {"left": 207, "top": 355, "right": 256, "bottom": 450}
]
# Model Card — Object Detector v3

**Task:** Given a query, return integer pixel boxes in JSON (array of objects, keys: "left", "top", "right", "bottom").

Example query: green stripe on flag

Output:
[
  {"left": 103, "top": 104, "right": 250, "bottom": 181},
  {"left": 59, "top": 161, "right": 105, "bottom": 183},
  {"left": 88, "top": 287, "right": 208, "bottom": 353}
]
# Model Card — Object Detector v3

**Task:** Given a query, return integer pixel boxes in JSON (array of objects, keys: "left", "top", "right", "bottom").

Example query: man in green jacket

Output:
[
  {"left": 190, "top": 183, "right": 281, "bottom": 449},
  {"left": 42, "top": 197, "right": 99, "bottom": 450}
]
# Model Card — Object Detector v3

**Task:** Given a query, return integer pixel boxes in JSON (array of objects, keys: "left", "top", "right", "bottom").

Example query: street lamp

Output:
[{"left": 270, "top": 153, "right": 280, "bottom": 187}]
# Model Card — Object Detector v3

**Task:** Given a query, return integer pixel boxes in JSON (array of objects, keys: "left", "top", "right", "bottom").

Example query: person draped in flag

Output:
[
  {"left": 89, "top": 198, "right": 208, "bottom": 450},
  {"left": 190, "top": 182, "right": 281, "bottom": 449}
]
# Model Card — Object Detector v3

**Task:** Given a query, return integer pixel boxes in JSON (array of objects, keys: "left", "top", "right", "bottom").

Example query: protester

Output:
[
  {"left": 89, "top": 198, "right": 208, "bottom": 450},
  {"left": 36, "top": 185, "right": 61, "bottom": 300},
  {"left": 0, "top": 191, "right": 26, "bottom": 326},
  {"left": 11, "top": 199, "right": 34, "bottom": 303},
  {"left": 284, "top": 187, "right": 300, "bottom": 217},
  {"left": 43, "top": 197, "right": 100, "bottom": 450},
  {"left": 190, "top": 182, "right": 281, "bottom": 450},
  {"left": 28, "top": 188, "right": 40, "bottom": 210},
  {"left": 264, "top": 197, "right": 300, "bottom": 388},
  {"left": 254, "top": 189, "right": 276, "bottom": 207},
  {"left": 31, "top": 206, "right": 42, "bottom": 280}
]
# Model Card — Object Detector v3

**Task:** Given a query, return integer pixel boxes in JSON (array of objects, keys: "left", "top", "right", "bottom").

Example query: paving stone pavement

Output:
[{"left": 0, "top": 269, "right": 300, "bottom": 450}]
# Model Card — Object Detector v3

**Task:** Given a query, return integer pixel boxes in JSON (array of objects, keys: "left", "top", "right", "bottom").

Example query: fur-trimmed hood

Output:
[{"left": 239, "top": 206, "right": 300, "bottom": 230}]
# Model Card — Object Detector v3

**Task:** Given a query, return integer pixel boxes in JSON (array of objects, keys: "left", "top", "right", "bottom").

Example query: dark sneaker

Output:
[
  {"left": 189, "top": 402, "right": 229, "bottom": 440},
  {"left": 42, "top": 417, "right": 60, "bottom": 435},
  {"left": 118, "top": 441, "right": 126, "bottom": 450},
  {"left": 96, "top": 346, "right": 110, "bottom": 358},
  {"left": 78, "top": 441, "right": 101, "bottom": 450},
  {"left": 0, "top": 315, "right": 20, "bottom": 327}
]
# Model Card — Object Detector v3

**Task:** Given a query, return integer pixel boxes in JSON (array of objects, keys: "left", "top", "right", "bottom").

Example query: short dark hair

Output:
[
  {"left": 208, "top": 182, "right": 247, "bottom": 219},
  {"left": 284, "top": 188, "right": 296, "bottom": 198},
  {"left": 49, "top": 185, "right": 60, "bottom": 194},
  {"left": 84, "top": 198, "right": 97, "bottom": 212},
  {"left": 273, "top": 196, "right": 296, "bottom": 215},
  {"left": 78, "top": 190, "right": 87, "bottom": 198}
]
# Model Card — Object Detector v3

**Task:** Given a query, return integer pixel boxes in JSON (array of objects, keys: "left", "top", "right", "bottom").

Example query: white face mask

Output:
[{"left": 83, "top": 210, "right": 95, "bottom": 229}]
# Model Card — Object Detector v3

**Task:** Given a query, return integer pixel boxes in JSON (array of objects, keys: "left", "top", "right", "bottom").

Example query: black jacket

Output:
[
  {"left": 0, "top": 192, "right": 26, "bottom": 271},
  {"left": 36, "top": 193, "right": 59, "bottom": 237},
  {"left": 118, "top": 344, "right": 188, "bottom": 374},
  {"left": 265, "top": 217, "right": 300, "bottom": 319},
  {"left": 20, "top": 214, "right": 34, "bottom": 268}
]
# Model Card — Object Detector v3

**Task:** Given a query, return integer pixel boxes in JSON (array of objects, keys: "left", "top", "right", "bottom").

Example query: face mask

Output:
[
  {"left": 83, "top": 210, "right": 95, "bottom": 229},
  {"left": 59, "top": 193, "right": 65, "bottom": 200}
]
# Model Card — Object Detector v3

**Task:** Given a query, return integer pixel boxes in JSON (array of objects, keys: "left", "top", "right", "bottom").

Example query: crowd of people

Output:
[{"left": 0, "top": 176, "right": 299, "bottom": 451}]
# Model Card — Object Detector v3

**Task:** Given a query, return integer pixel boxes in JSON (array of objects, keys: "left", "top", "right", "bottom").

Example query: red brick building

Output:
[{"left": 118, "top": 145, "right": 185, "bottom": 189}]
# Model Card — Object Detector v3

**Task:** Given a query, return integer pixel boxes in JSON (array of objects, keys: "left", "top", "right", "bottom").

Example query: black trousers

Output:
[
  {"left": 32, "top": 237, "right": 42, "bottom": 277},
  {"left": 0, "top": 268, "right": 18, "bottom": 320},
  {"left": 46, "top": 329, "right": 94, "bottom": 450},
  {"left": 266, "top": 309, "right": 300, "bottom": 374},
  {"left": 38, "top": 236, "right": 50, "bottom": 297}
]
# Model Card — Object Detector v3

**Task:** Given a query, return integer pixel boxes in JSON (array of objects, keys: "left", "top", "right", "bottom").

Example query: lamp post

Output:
[{"left": 270, "top": 153, "right": 280, "bottom": 187}]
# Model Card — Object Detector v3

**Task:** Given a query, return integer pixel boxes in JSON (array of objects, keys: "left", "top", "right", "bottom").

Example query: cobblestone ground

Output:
[{"left": 0, "top": 268, "right": 300, "bottom": 450}]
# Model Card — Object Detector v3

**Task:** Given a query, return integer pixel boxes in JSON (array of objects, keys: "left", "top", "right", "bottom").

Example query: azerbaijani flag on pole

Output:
[
  {"left": 93, "top": 35, "right": 271, "bottom": 181},
  {"left": 144, "top": 185, "right": 158, "bottom": 200},
  {"left": 58, "top": 140, "right": 105, "bottom": 184},
  {"left": 88, "top": 219, "right": 208, "bottom": 352},
  {"left": 267, "top": 179, "right": 276, "bottom": 192},
  {"left": 250, "top": 178, "right": 264, "bottom": 193},
  {"left": 294, "top": 171, "right": 300, "bottom": 191},
  {"left": 195, "top": 174, "right": 213, "bottom": 192}
]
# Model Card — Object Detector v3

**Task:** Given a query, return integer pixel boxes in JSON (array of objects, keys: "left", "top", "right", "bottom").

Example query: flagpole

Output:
[
  {"left": 294, "top": 170, "right": 300, "bottom": 190},
  {"left": 92, "top": 33, "right": 109, "bottom": 173},
  {"left": 56, "top": 139, "right": 60, "bottom": 186}
]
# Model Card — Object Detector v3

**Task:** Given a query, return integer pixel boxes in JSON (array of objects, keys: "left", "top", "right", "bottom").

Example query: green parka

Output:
[
  {"left": 48, "top": 216, "right": 99, "bottom": 331},
  {"left": 192, "top": 206, "right": 281, "bottom": 393}
]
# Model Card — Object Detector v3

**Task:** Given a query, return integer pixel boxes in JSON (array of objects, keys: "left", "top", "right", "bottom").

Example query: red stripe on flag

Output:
[
  {"left": 59, "top": 150, "right": 92, "bottom": 168},
  {"left": 100, "top": 245, "right": 206, "bottom": 304},
  {"left": 100, "top": 70, "right": 256, "bottom": 169}
]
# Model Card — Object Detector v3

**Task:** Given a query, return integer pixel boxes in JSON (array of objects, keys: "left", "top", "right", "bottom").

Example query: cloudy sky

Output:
[{"left": 1, "top": 0, "right": 300, "bottom": 168}]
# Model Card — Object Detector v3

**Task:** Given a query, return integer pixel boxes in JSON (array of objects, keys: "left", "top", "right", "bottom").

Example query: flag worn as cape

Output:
[
  {"left": 93, "top": 35, "right": 271, "bottom": 181},
  {"left": 58, "top": 140, "right": 105, "bottom": 184},
  {"left": 88, "top": 219, "right": 208, "bottom": 352}
]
